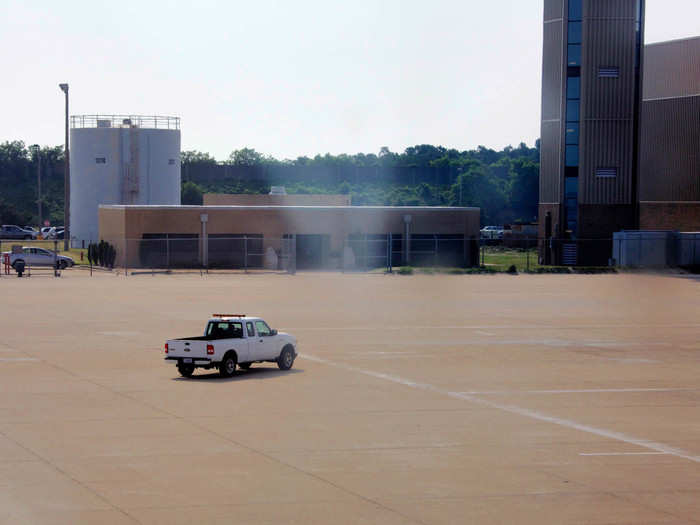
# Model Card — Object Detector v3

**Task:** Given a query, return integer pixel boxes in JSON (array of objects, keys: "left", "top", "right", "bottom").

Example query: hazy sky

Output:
[{"left": 1, "top": 0, "right": 698, "bottom": 160}]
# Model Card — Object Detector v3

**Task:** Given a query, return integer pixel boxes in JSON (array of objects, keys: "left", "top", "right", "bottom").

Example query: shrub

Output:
[{"left": 397, "top": 266, "right": 413, "bottom": 275}]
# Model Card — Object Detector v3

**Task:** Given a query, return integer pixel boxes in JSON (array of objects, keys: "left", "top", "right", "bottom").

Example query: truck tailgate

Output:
[{"left": 166, "top": 339, "right": 209, "bottom": 359}]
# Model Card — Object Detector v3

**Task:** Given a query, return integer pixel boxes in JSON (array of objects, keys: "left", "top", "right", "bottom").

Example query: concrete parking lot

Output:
[{"left": 0, "top": 271, "right": 699, "bottom": 524}]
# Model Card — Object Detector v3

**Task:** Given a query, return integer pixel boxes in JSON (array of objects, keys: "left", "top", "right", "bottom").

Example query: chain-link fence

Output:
[{"left": 3, "top": 233, "right": 699, "bottom": 277}]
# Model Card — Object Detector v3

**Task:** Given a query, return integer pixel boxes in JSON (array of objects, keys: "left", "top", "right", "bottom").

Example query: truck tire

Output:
[
  {"left": 58, "top": 260, "right": 68, "bottom": 270},
  {"left": 277, "top": 346, "right": 295, "bottom": 371},
  {"left": 177, "top": 363, "right": 195, "bottom": 378},
  {"left": 220, "top": 352, "right": 237, "bottom": 378}
]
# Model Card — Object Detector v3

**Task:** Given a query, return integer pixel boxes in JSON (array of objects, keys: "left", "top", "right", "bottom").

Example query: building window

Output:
[
  {"left": 568, "top": 0, "right": 582, "bottom": 21},
  {"left": 566, "top": 77, "right": 580, "bottom": 99},
  {"left": 566, "top": 100, "right": 580, "bottom": 122},
  {"left": 168, "top": 159, "right": 176, "bottom": 165},
  {"left": 596, "top": 168, "right": 617, "bottom": 178},
  {"left": 565, "top": 146, "right": 579, "bottom": 167},
  {"left": 565, "top": 177, "right": 578, "bottom": 196},
  {"left": 567, "top": 44, "right": 581, "bottom": 66},
  {"left": 568, "top": 21, "right": 582, "bottom": 44},
  {"left": 565, "top": 123, "right": 579, "bottom": 145},
  {"left": 95, "top": 157, "right": 106, "bottom": 164},
  {"left": 598, "top": 67, "right": 619, "bottom": 78}
]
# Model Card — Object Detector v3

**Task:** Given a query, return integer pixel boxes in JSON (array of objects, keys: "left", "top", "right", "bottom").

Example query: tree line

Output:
[
  {"left": 182, "top": 143, "right": 540, "bottom": 225},
  {"left": 1, "top": 140, "right": 539, "bottom": 227}
]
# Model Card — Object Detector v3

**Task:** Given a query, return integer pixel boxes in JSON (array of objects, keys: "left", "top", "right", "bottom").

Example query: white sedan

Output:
[{"left": 4, "top": 247, "right": 75, "bottom": 270}]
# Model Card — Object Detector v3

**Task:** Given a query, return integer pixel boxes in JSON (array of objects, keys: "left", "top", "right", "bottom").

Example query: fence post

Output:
[
  {"left": 244, "top": 236, "right": 248, "bottom": 273},
  {"left": 434, "top": 235, "right": 438, "bottom": 268},
  {"left": 526, "top": 237, "right": 530, "bottom": 272},
  {"left": 125, "top": 239, "right": 128, "bottom": 277},
  {"left": 387, "top": 233, "right": 392, "bottom": 273},
  {"left": 364, "top": 234, "right": 368, "bottom": 273},
  {"left": 166, "top": 236, "right": 170, "bottom": 271},
  {"left": 53, "top": 240, "right": 59, "bottom": 277}
]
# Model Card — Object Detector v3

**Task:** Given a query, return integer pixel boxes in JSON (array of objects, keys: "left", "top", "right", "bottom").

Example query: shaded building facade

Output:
[{"left": 639, "top": 37, "right": 700, "bottom": 231}]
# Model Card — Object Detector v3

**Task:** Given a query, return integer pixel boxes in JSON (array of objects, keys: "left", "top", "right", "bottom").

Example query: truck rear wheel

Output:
[
  {"left": 220, "top": 353, "right": 237, "bottom": 378},
  {"left": 177, "top": 363, "right": 195, "bottom": 378},
  {"left": 277, "top": 346, "right": 295, "bottom": 371}
]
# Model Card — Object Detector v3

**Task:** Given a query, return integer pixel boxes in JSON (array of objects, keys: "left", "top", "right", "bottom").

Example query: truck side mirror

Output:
[{"left": 270, "top": 329, "right": 278, "bottom": 336}]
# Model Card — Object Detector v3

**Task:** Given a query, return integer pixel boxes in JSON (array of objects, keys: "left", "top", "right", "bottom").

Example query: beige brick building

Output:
[{"left": 99, "top": 205, "right": 480, "bottom": 270}]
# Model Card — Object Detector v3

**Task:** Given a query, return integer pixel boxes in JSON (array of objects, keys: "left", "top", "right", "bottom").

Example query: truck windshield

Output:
[{"left": 206, "top": 321, "right": 243, "bottom": 338}]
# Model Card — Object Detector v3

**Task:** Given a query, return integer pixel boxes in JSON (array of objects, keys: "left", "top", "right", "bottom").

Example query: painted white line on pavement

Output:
[
  {"left": 456, "top": 388, "right": 697, "bottom": 395},
  {"left": 303, "top": 354, "right": 700, "bottom": 464},
  {"left": 579, "top": 452, "right": 668, "bottom": 456}
]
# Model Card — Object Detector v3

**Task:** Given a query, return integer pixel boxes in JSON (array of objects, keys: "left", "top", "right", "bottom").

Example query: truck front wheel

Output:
[
  {"left": 177, "top": 363, "right": 195, "bottom": 378},
  {"left": 277, "top": 346, "right": 295, "bottom": 371}
]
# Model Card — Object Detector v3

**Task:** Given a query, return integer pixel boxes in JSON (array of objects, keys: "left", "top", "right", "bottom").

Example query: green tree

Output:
[
  {"left": 509, "top": 159, "right": 539, "bottom": 221},
  {"left": 181, "top": 150, "right": 217, "bottom": 164},
  {"left": 181, "top": 181, "right": 203, "bottom": 205},
  {"left": 227, "top": 148, "right": 265, "bottom": 166}
]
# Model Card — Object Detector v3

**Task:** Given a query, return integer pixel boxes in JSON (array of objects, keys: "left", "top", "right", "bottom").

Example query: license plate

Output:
[{"left": 183, "top": 358, "right": 192, "bottom": 363}]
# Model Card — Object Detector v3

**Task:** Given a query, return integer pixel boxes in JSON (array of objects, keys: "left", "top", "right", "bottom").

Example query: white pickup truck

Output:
[{"left": 164, "top": 314, "right": 298, "bottom": 378}]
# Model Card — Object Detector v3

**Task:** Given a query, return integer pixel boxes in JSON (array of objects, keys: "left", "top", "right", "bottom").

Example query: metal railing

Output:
[{"left": 70, "top": 115, "right": 180, "bottom": 130}]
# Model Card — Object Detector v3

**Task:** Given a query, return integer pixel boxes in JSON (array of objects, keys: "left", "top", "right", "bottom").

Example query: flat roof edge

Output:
[
  {"left": 643, "top": 93, "right": 700, "bottom": 102},
  {"left": 645, "top": 35, "right": 700, "bottom": 47},
  {"left": 99, "top": 205, "right": 480, "bottom": 211}
]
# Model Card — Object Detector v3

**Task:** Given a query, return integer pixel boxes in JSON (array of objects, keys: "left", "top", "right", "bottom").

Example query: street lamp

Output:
[
  {"left": 59, "top": 83, "right": 69, "bottom": 251},
  {"left": 30, "top": 145, "right": 42, "bottom": 228}
]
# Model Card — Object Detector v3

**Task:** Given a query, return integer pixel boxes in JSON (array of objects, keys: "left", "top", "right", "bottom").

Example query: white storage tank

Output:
[{"left": 70, "top": 115, "right": 181, "bottom": 243}]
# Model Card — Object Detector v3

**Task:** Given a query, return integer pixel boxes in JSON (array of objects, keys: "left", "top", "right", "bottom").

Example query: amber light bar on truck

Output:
[{"left": 212, "top": 314, "right": 246, "bottom": 318}]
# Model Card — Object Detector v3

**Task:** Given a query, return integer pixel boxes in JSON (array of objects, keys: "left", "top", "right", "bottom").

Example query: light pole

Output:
[
  {"left": 59, "top": 83, "right": 70, "bottom": 251},
  {"left": 30, "top": 145, "right": 42, "bottom": 228}
]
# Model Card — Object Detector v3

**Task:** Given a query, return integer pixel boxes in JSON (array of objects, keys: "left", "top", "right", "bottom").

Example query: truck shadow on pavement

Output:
[{"left": 172, "top": 366, "right": 304, "bottom": 382}]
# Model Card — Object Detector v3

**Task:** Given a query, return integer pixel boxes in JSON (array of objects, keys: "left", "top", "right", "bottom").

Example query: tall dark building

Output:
[{"left": 539, "top": 0, "right": 645, "bottom": 265}]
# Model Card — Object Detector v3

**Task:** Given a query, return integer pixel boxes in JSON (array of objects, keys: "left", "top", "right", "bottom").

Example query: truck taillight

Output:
[
  {"left": 164, "top": 343, "right": 168, "bottom": 354},
  {"left": 207, "top": 344, "right": 214, "bottom": 355}
]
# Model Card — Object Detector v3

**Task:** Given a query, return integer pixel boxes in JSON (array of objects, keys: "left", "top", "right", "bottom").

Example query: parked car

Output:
[
  {"left": 480, "top": 226, "right": 504, "bottom": 240},
  {"left": 164, "top": 314, "right": 298, "bottom": 377},
  {"left": 23, "top": 226, "right": 39, "bottom": 234},
  {"left": 2, "top": 247, "right": 75, "bottom": 270},
  {"left": 0, "top": 225, "right": 38, "bottom": 240},
  {"left": 40, "top": 227, "right": 55, "bottom": 239}
]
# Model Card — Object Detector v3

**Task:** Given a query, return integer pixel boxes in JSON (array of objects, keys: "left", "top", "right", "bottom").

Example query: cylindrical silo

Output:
[{"left": 70, "top": 115, "right": 181, "bottom": 244}]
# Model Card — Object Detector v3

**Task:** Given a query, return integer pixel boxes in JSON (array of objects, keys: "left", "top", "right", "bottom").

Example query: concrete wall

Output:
[
  {"left": 99, "top": 205, "right": 480, "bottom": 268},
  {"left": 613, "top": 230, "right": 700, "bottom": 267},
  {"left": 203, "top": 194, "right": 351, "bottom": 206}
]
